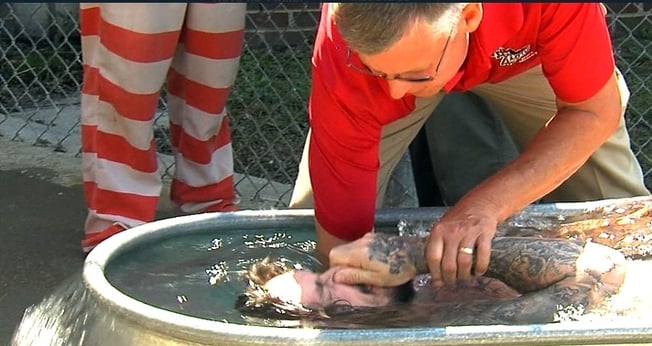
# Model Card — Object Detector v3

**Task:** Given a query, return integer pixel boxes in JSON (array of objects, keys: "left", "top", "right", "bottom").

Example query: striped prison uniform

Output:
[{"left": 79, "top": 3, "right": 246, "bottom": 238}]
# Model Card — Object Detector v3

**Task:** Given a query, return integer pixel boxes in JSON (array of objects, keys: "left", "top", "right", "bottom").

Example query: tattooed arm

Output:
[
  {"left": 484, "top": 238, "right": 626, "bottom": 319},
  {"left": 485, "top": 238, "right": 624, "bottom": 292},
  {"left": 422, "top": 239, "right": 627, "bottom": 325},
  {"left": 330, "top": 234, "right": 626, "bottom": 300},
  {"left": 330, "top": 233, "right": 626, "bottom": 325}
]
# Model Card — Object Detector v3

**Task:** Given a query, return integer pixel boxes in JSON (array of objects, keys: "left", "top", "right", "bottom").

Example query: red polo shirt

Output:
[{"left": 308, "top": 3, "right": 615, "bottom": 240}]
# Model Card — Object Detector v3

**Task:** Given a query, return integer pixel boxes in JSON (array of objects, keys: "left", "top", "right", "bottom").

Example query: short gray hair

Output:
[{"left": 333, "top": 3, "right": 465, "bottom": 55}]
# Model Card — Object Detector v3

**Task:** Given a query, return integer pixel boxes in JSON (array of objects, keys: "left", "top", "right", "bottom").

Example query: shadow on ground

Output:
[
  {"left": 0, "top": 168, "right": 179, "bottom": 345},
  {"left": 0, "top": 168, "right": 86, "bottom": 345}
]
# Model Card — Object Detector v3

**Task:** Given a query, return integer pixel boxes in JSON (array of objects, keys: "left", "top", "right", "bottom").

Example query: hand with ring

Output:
[{"left": 426, "top": 201, "right": 499, "bottom": 288}]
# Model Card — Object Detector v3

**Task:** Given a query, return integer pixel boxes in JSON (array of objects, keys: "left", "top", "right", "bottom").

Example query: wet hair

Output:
[
  {"left": 234, "top": 257, "right": 416, "bottom": 324},
  {"left": 394, "top": 280, "right": 416, "bottom": 303},
  {"left": 235, "top": 257, "right": 317, "bottom": 320}
]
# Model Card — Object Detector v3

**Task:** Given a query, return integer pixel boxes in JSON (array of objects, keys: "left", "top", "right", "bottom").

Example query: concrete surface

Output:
[
  {"left": 0, "top": 167, "right": 86, "bottom": 345},
  {"left": 0, "top": 137, "right": 179, "bottom": 345}
]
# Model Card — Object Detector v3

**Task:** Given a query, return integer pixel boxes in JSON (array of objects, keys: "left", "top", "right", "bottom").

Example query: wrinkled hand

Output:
[
  {"left": 427, "top": 206, "right": 498, "bottom": 288},
  {"left": 328, "top": 232, "right": 419, "bottom": 287}
]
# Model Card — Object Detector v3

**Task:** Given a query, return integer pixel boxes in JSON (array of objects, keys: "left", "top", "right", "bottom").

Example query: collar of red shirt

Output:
[{"left": 442, "top": 3, "right": 525, "bottom": 93}]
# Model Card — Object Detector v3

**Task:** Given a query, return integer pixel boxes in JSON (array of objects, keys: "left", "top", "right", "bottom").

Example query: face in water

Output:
[{"left": 263, "top": 266, "right": 396, "bottom": 308}]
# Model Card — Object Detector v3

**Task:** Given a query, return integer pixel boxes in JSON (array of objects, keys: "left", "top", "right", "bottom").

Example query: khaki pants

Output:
[{"left": 290, "top": 66, "right": 650, "bottom": 209}]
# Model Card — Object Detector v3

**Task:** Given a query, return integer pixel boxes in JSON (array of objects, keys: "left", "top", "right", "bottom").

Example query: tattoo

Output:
[
  {"left": 497, "top": 198, "right": 652, "bottom": 259},
  {"left": 486, "top": 238, "right": 582, "bottom": 292},
  {"left": 366, "top": 234, "right": 587, "bottom": 287},
  {"left": 362, "top": 234, "right": 625, "bottom": 326},
  {"left": 438, "top": 238, "right": 625, "bottom": 325},
  {"left": 367, "top": 233, "right": 428, "bottom": 275}
]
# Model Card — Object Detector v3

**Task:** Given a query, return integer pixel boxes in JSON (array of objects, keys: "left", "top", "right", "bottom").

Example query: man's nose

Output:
[{"left": 387, "top": 79, "right": 412, "bottom": 99}]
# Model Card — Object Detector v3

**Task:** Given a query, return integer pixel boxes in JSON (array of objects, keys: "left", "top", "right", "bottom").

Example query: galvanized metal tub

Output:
[{"left": 82, "top": 196, "right": 652, "bottom": 345}]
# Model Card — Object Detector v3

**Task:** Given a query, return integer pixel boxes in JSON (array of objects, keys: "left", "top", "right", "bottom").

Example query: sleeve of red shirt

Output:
[
  {"left": 537, "top": 3, "right": 616, "bottom": 103},
  {"left": 307, "top": 4, "right": 382, "bottom": 241}
]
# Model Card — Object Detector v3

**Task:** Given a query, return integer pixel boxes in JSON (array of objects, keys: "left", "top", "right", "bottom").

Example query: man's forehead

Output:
[{"left": 357, "top": 21, "right": 444, "bottom": 75}]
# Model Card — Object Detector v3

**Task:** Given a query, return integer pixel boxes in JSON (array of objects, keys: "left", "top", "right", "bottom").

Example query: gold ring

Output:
[{"left": 458, "top": 247, "right": 474, "bottom": 255}]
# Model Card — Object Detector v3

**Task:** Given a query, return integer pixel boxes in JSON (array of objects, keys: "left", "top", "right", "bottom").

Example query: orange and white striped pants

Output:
[{"left": 79, "top": 3, "right": 246, "bottom": 235}]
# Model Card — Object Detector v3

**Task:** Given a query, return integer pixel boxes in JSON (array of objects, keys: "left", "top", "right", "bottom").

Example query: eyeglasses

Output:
[{"left": 346, "top": 23, "right": 455, "bottom": 83}]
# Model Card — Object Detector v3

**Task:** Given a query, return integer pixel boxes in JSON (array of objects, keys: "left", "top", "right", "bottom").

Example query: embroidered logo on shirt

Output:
[{"left": 491, "top": 45, "right": 538, "bottom": 66}]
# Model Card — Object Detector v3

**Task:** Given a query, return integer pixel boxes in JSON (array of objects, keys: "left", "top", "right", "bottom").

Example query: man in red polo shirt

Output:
[{"left": 289, "top": 3, "right": 650, "bottom": 288}]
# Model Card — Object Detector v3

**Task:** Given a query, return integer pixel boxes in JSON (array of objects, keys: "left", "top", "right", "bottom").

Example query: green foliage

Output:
[
  {"left": 0, "top": 40, "right": 81, "bottom": 112},
  {"left": 614, "top": 30, "right": 652, "bottom": 188},
  {"left": 228, "top": 48, "right": 312, "bottom": 184}
]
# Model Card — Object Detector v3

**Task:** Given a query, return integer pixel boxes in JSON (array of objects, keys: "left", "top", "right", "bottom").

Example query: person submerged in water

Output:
[{"left": 235, "top": 234, "right": 627, "bottom": 328}]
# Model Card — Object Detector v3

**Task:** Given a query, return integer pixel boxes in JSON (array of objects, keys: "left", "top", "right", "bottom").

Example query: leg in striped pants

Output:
[{"left": 79, "top": 3, "right": 246, "bottom": 252}]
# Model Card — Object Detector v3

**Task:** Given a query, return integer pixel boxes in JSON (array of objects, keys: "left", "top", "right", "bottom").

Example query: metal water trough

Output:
[{"left": 83, "top": 196, "right": 652, "bottom": 345}]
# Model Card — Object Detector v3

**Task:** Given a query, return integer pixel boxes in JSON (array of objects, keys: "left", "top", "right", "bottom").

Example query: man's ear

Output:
[{"left": 461, "top": 3, "right": 483, "bottom": 33}]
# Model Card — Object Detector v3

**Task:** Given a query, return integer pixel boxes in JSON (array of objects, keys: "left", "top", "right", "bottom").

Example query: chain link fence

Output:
[{"left": 1, "top": 3, "right": 651, "bottom": 210}]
